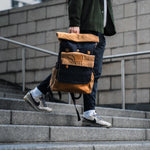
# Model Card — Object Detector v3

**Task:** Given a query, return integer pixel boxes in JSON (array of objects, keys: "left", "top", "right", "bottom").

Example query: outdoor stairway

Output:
[
  {"left": 0, "top": 80, "right": 150, "bottom": 149},
  {"left": 0, "top": 79, "right": 25, "bottom": 99}
]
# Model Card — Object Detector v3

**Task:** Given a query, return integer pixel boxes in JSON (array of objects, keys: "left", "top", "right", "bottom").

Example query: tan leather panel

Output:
[
  {"left": 56, "top": 32, "right": 99, "bottom": 43},
  {"left": 50, "top": 68, "right": 94, "bottom": 94},
  {"left": 61, "top": 52, "right": 95, "bottom": 68}
]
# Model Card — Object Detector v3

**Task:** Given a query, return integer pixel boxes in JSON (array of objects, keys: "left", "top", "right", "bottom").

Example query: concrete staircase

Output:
[
  {"left": 0, "top": 79, "right": 25, "bottom": 99},
  {"left": 0, "top": 80, "right": 150, "bottom": 149}
]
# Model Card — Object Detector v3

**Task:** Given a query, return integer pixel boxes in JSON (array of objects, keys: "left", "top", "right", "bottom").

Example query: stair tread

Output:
[
  {"left": 0, "top": 124, "right": 149, "bottom": 130},
  {"left": 1, "top": 108, "right": 150, "bottom": 121},
  {"left": 0, "top": 141, "right": 150, "bottom": 146},
  {"left": 0, "top": 124, "right": 148, "bottom": 143},
  {"left": 0, "top": 96, "right": 149, "bottom": 113},
  {"left": 0, "top": 97, "right": 150, "bottom": 121}
]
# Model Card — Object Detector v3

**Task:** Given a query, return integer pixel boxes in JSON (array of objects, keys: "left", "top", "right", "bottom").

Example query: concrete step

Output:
[
  {"left": 0, "top": 97, "right": 82, "bottom": 114},
  {"left": 0, "top": 79, "right": 25, "bottom": 94},
  {"left": 0, "top": 141, "right": 150, "bottom": 150},
  {"left": 0, "top": 97, "right": 150, "bottom": 119},
  {"left": 0, "top": 125, "right": 149, "bottom": 143},
  {"left": 0, "top": 109, "right": 80, "bottom": 127},
  {"left": 0, "top": 79, "right": 24, "bottom": 89},
  {"left": 0, "top": 79, "right": 27, "bottom": 99},
  {"left": 1, "top": 109, "right": 150, "bottom": 128},
  {"left": 0, "top": 86, "right": 25, "bottom": 94},
  {"left": 0, "top": 92, "right": 24, "bottom": 99},
  {"left": 95, "top": 106, "right": 148, "bottom": 119}
]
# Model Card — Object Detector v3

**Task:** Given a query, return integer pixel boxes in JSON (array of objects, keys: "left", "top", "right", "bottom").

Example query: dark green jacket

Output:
[{"left": 68, "top": 0, "right": 116, "bottom": 36}]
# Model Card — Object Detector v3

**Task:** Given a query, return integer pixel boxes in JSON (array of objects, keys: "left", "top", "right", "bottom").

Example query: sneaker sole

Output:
[
  {"left": 38, "top": 106, "right": 52, "bottom": 112},
  {"left": 82, "top": 119, "right": 112, "bottom": 128},
  {"left": 24, "top": 93, "right": 40, "bottom": 111}
]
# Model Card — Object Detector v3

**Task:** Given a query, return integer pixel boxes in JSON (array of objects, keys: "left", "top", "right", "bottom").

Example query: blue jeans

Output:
[
  {"left": 37, "top": 32, "right": 106, "bottom": 112},
  {"left": 83, "top": 32, "right": 106, "bottom": 111}
]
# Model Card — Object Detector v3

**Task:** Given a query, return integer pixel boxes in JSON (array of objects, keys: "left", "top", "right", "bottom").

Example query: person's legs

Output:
[
  {"left": 83, "top": 33, "right": 111, "bottom": 127},
  {"left": 83, "top": 79, "right": 97, "bottom": 112},
  {"left": 37, "top": 74, "right": 51, "bottom": 95},
  {"left": 83, "top": 32, "right": 106, "bottom": 111}
]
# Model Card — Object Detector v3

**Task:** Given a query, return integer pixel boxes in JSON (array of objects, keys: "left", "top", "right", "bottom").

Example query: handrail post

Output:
[
  {"left": 22, "top": 48, "right": 26, "bottom": 92},
  {"left": 121, "top": 59, "right": 125, "bottom": 109}
]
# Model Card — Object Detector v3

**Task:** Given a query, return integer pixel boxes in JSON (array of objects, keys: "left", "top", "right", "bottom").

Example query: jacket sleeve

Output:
[{"left": 68, "top": 0, "right": 83, "bottom": 27}]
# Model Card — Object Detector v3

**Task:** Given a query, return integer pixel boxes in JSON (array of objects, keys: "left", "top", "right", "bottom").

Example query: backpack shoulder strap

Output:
[{"left": 70, "top": 93, "right": 81, "bottom": 121}]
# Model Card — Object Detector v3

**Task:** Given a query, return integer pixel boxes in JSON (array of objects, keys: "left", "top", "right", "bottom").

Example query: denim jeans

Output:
[
  {"left": 37, "top": 31, "right": 106, "bottom": 112},
  {"left": 83, "top": 32, "right": 106, "bottom": 111}
]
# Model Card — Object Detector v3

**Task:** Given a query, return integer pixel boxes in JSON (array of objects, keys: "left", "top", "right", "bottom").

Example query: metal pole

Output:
[
  {"left": 121, "top": 59, "right": 125, "bottom": 109},
  {"left": 22, "top": 48, "right": 26, "bottom": 92}
]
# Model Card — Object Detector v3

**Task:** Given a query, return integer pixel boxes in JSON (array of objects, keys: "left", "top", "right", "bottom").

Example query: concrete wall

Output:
[
  {"left": 0, "top": 0, "right": 68, "bottom": 88},
  {"left": 0, "top": 0, "right": 150, "bottom": 106},
  {"left": 98, "top": 0, "right": 150, "bottom": 107}
]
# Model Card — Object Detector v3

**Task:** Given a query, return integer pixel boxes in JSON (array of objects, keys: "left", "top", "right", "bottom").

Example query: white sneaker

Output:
[
  {"left": 83, "top": 112, "right": 112, "bottom": 128},
  {"left": 24, "top": 91, "right": 52, "bottom": 112}
]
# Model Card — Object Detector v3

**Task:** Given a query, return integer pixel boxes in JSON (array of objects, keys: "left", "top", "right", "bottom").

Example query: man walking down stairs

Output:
[
  {"left": 24, "top": 0, "right": 116, "bottom": 128},
  {"left": 0, "top": 79, "right": 150, "bottom": 149}
]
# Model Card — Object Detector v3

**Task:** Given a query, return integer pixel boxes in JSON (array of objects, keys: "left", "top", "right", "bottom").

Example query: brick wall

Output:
[
  {"left": 0, "top": 0, "right": 68, "bottom": 89},
  {"left": 0, "top": 0, "right": 150, "bottom": 106},
  {"left": 98, "top": 0, "right": 150, "bottom": 107}
]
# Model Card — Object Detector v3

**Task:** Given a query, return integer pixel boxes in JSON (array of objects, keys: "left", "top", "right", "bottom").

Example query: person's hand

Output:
[{"left": 69, "top": 27, "right": 80, "bottom": 34}]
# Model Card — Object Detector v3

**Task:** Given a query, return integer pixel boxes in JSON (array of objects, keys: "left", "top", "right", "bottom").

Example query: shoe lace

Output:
[{"left": 93, "top": 113, "right": 104, "bottom": 121}]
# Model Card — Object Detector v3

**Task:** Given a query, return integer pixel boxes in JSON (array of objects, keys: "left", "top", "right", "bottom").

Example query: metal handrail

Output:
[
  {"left": 0, "top": 36, "right": 150, "bottom": 109},
  {"left": 1, "top": 36, "right": 150, "bottom": 59},
  {"left": 0, "top": 36, "right": 58, "bottom": 56},
  {"left": 103, "top": 50, "right": 150, "bottom": 59}
]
